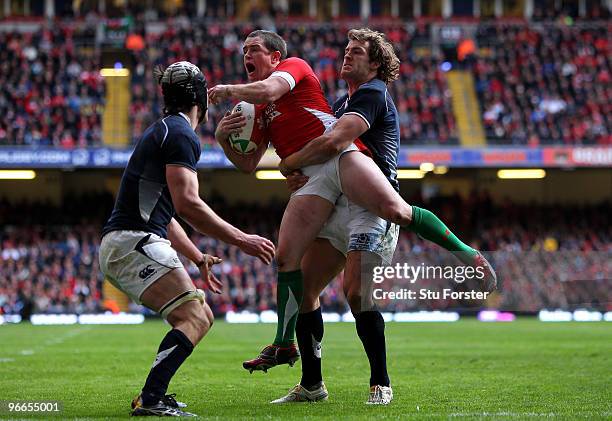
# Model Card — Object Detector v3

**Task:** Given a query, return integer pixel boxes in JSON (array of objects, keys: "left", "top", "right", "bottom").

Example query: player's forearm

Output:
[
  {"left": 178, "top": 200, "right": 247, "bottom": 248},
  {"left": 167, "top": 218, "right": 202, "bottom": 264},
  {"left": 284, "top": 132, "right": 348, "bottom": 170},
  {"left": 228, "top": 82, "right": 274, "bottom": 104}
]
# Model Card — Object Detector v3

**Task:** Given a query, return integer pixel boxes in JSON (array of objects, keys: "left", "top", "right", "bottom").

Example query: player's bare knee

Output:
[
  {"left": 168, "top": 301, "right": 210, "bottom": 339},
  {"left": 203, "top": 304, "right": 214, "bottom": 329},
  {"left": 381, "top": 200, "right": 411, "bottom": 226},
  {"left": 346, "top": 289, "right": 363, "bottom": 314},
  {"left": 182, "top": 307, "right": 211, "bottom": 343},
  {"left": 276, "top": 248, "right": 298, "bottom": 272},
  {"left": 300, "top": 293, "right": 319, "bottom": 312},
  {"left": 166, "top": 304, "right": 190, "bottom": 327},
  {"left": 191, "top": 303, "right": 212, "bottom": 334},
  {"left": 193, "top": 312, "right": 212, "bottom": 339}
]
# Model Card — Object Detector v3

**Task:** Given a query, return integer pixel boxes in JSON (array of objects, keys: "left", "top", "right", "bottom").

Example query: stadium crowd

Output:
[
  {"left": 474, "top": 23, "right": 611, "bottom": 145},
  {"left": 0, "top": 25, "right": 104, "bottom": 147},
  {"left": 129, "top": 21, "right": 458, "bottom": 146},
  {"left": 0, "top": 193, "right": 609, "bottom": 316},
  {"left": 1, "top": 18, "right": 609, "bottom": 147}
]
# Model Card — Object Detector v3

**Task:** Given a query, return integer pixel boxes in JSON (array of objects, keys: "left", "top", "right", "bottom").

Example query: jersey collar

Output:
[
  {"left": 347, "top": 76, "right": 379, "bottom": 98},
  {"left": 178, "top": 112, "right": 191, "bottom": 125}
]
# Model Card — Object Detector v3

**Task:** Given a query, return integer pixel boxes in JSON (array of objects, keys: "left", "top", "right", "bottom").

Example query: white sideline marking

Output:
[
  {"left": 448, "top": 412, "right": 560, "bottom": 418},
  {"left": 17, "top": 327, "right": 91, "bottom": 357},
  {"left": 42, "top": 329, "right": 86, "bottom": 346},
  {"left": 0, "top": 358, "right": 15, "bottom": 362},
  {"left": 407, "top": 411, "right": 610, "bottom": 418}
]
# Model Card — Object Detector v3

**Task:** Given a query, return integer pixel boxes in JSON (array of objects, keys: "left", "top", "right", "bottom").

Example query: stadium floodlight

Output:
[
  {"left": 255, "top": 170, "right": 286, "bottom": 180},
  {"left": 396, "top": 169, "right": 425, "bottom": 179},
  {"left": 433, "top": 166, "right": 449, "bottom": 175},
  {"left": 497, "top": 169, "right": 546, "bottom": 179},
  {"left": 0, "top": 170, "right": 36, "bottom": 180},
  {"left": 100, "top": 68, "right": 130, "bottom": 77},
  {"left": 419, "top": 162, "right": 435, "bottom": 172}
]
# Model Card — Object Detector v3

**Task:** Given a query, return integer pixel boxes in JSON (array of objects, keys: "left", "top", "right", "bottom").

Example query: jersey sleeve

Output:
[
  {"left": 162, "top": 132, "right": 201, "bottom": 172},
  {"left": 270, "top": 58, "right": 313, "bottom": 91},
  {"left": 343, "top": 88, "right": 386, "bottom": 129}
]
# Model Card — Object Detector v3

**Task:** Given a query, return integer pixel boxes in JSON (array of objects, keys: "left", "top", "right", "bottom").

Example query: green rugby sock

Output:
[
  {"left": 273, "top": 270, "right": 304, "bottom": 347},
  {"left": 407, "top": 206, "right": 477, "bottom": 263}
]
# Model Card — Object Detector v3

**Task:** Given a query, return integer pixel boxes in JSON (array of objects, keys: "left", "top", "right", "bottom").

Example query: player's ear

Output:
[{"left": 271, "top": 50, "right": 282, "bottom": 64}]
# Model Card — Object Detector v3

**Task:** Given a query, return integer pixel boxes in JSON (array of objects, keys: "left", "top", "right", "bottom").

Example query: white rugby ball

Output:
[{"left": 228, "top": 101, "right": 261, "bottom": 155}]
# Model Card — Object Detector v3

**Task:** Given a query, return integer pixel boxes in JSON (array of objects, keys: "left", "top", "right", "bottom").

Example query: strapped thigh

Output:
[{"left": 159, "top": 289, "right": 206, "bottom": 320}]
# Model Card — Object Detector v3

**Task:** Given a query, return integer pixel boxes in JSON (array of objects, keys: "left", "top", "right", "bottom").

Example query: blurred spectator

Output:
[
  {"left": 0, "top": 23, "right": 104, "bottom": 147},
  {"left": 129, "top": 22, "right": 457, "bottom": 146},
  {"left": 0, "top": 19, "right": 608, "bottom": 146},
  {"left": 474, "top": 22, "right": 611, "bottom": 145},
  {"left": 0, "top": 193, "right": 609, "bottom": 316}
]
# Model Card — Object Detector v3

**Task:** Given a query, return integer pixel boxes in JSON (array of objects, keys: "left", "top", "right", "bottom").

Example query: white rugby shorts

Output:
[
  {"left": 318, "top": 195, "right": 400, "bottom": 264},
  {"left": 99, "top": 230, "right": 183, "bottom": 304}
]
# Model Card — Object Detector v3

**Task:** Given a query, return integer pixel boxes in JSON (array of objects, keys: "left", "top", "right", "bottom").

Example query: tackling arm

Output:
[{"left": 280, "top": 114, "right": 369, "bottom": 173}]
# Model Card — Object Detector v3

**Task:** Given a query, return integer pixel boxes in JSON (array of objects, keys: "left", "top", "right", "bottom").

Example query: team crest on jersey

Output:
[{"left": 263, "top": 103, "right": 282, "bottom": 126}]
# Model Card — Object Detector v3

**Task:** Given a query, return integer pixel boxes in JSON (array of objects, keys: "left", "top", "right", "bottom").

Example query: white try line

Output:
[{"left": 3, "top": 327, "right": 93, "bottom": 360}]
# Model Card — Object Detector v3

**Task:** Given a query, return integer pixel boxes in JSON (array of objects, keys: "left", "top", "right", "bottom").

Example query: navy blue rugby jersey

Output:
[
  {"left": 102, "top": 113, "right": 201, "bottom": 239},
  {"left": 333, "top": 78, "right": 400, "bottom": 192}
]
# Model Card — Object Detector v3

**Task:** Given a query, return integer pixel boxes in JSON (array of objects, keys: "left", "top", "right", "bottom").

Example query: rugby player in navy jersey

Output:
[
  {"left": 99, "top": 61, "right": 274, "bottom": 416},
  {"left": 271, "top": 29, "right": 496, "bottom": 405}
]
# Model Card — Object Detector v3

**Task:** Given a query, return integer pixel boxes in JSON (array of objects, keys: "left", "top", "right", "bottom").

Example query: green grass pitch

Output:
[{"left": 0, "top": 319, "right": 610, "bottom": 420}]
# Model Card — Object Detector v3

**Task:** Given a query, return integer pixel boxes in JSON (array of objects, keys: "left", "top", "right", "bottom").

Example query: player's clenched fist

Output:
[
  {"left": 238, "top": 234, "right": 275, "bottom": 265},
  {"left": 215, "top": 111, "right": 246, "bottom": 143},
  {"left": 285, "top": 170, "right": 309, "bottom": 192},
  {"left": 208, "top": 85, "right": 232, "bottom": 105}
]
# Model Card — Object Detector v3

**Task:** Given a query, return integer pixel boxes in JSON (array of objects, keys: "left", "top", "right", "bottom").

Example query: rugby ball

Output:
[{"left": 228, "top": 101, "right": 263, "bottom": 155}]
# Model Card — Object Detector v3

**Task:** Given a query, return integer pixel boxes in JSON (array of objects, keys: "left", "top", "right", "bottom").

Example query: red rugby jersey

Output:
[{"left": 256, "top": 57, "right": 368, "bottom": 159}]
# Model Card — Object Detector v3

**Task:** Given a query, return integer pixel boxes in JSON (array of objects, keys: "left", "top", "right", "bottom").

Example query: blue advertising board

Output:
[{"left": 0, "top": 146, "right": 609, "bottom": 168}]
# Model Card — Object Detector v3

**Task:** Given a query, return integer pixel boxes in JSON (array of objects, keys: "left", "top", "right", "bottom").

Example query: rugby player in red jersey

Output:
[{"left": 209, "top": 30, "right": 496, "bottom": 381}]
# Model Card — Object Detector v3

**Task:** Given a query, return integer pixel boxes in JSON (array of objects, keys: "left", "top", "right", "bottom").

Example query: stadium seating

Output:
[
  {"left": 1, "top": 193, "right": 609, "bottom": 315},
  {"left": 128, "top": 21, "right": 458, "bottom": 146},
  {"left": 0, "top": 26, "right": 104, "bottom": 147},
  {"left": 474, "top": 22, "right": 611, "bottom": 145},
  {"left": 1, "top": 19, "right": 608, "bottom": 147}
]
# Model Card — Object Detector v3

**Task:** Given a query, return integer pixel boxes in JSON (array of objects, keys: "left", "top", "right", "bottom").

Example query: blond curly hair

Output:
[{"left": 348, "top": 28, "right": 400, "bottom": 84}]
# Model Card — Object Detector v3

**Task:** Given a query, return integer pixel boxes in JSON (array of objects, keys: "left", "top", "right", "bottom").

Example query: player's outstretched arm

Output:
[
  {"left": 166, "top": 165, "right": 275, "bottom": 264},
  {"left": 208, "top": 77, "right": 290, "bottom": 104},
  {"left": 167, "top": 217, "right": 207, "bottom": 264},
  {"left": 279, "top": 114, "right": 368, "bottom": 175},
  {"left": 167, "top": 217, "right": 224, "bottom": 294},
  {"left": 215, "top": 111, "right": 268, "bottom": 174}
]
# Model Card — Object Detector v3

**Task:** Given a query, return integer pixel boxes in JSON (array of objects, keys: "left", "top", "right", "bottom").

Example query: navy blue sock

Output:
[
  {"left": 355, "top": 311, "right": 390, "bottom": 387},
  {"left": 141, "top": 329, "right": 194, "bottom": 406},
  {"left": 297, "top": 307, "right": 324, "bottom": 389}
]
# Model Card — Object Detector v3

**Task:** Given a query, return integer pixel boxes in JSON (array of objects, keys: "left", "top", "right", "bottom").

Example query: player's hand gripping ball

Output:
[{"left": 228, "top": 102, "right": 264, "bottom": 155}]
